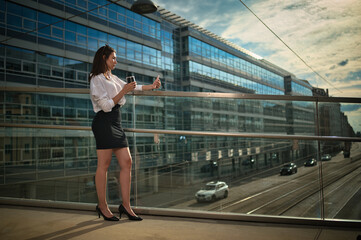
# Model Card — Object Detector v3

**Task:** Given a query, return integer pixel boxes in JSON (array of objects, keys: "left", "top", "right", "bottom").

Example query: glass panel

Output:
[
  {"left": 0, "top": 92, "right": 92, "bottom": 126},
  {"left": 131, "top": 133, "right": 323, "bottom": 219},
  {"left": 38, "top": 64, "right": 50, "bottom": 76},
  {"left": 23, "top": 19, "right": 36, "bottom": 30},
  {"left": 6, "top": 58, "right": 21, "bottom": 71},
  {"left": 7, "top": 14, "right": 22, "bottom": 28},
  {"left": 320, "top": 140, "right": 361, "bottom": 220},
  {"left": 133, "top": 96, "right": 316, "bottom": 136},
  {"left": 0, "top": 90, "right": 360, "bottom": 222},
  {"left": 318, "top": 102, "right": 361, "bottom": 220},
  {"left": 324, "top": 102, "right": 361, "bottom": 137},
  {"left": 0, "top": 127, "right": 98, "bottom": 201},
  {"left": 23, "top": 61, "right": 36, "bottom": 73}
]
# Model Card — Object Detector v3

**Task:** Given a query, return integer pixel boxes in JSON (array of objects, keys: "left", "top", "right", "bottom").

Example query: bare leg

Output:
[
  {"left": 95, "top": 149, "right": 114, "bottom": 217},
  {"left": 113, "top": 147, "right": 137, "bottom": 216}
]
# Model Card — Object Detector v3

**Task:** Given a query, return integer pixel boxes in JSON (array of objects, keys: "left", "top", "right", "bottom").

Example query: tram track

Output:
[
  {"left": 297, "top": 164, "right": 361, "bottom": 218},
  {"left": 275, "top": 160, "right": 361, "bottom": 216},
  {"left": 208, "top": 152, "right": 361, "bottom": 216},
  {"left": 206, "top": 167, "right": 318, "bottom": 212}
]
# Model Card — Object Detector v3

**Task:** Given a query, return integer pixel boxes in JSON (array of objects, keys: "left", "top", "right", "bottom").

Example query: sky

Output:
[{"left": 155, "top": 0, "right": 361, "bottom": 133}]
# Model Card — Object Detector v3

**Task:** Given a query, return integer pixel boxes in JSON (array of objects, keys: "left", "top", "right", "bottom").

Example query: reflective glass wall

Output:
[
  {"left": 1, "top": 90, "right": 360, "bottom": 222},
  {"left": 1, "top": 1, "right": 162, "bottom": 85}
]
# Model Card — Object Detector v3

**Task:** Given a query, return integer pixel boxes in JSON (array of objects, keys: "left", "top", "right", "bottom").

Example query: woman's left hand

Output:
[{"left": 152, "top": 75, "right": 161, "bottom": 89}]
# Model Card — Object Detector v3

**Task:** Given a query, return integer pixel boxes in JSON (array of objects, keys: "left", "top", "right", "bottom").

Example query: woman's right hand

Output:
[
  {"left": 123, "top": 81, "right": 137, "bottom": 93},
  {"left": 112, "top": 81, "right": 137, "bottom": 105}
]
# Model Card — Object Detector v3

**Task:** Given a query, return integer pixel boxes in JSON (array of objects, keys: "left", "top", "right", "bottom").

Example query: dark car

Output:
[
  {"left": 200, "top": 161, "right": 218, "bottom": 173},
  {"left": 242, "top": 158, "right": 255, "bottom": 166},
  {"left": 321, "top": 154, "right": 332, "bottom": 161},
  {"left": 304, "top": 158, "right": 317, "bottom": 167},
  {"left": 280, "top": 163, "right": 297, "bottom": 175},
  {"left": 269, "top": 153, "right": 279, "bottom": 162}
]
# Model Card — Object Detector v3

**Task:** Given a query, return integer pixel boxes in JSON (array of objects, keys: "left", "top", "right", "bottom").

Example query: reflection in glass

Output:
[
  {"left": 129, "top": 133, "right": 326, "bottom": 219},
  {"left": 320, "top": 141, "right": 361, "bottom": 220}
]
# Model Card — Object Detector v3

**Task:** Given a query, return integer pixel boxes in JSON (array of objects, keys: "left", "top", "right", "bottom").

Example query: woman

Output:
[{"left": 89, "top": 45, "right": 161, "bottom": 221}]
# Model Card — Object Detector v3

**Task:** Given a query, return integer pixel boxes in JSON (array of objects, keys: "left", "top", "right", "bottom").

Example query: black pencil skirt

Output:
[{"left": 91, "top": 105, "right": 129, "bottom": 149}]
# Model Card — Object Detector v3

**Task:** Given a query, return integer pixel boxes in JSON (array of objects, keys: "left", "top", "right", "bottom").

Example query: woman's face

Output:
[{"left": 105, "top": 51, "right": 117, "bottom": 71}]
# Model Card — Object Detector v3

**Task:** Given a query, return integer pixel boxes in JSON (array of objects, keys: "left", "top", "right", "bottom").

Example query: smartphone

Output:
[{"left": 126, "top": 76, "right": 135, "bottom": 83}]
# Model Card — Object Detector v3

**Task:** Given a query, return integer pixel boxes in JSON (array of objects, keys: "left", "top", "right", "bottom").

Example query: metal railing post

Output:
[
  {"left": 132, "top": 95, "right": 138, "bottom": 207},
  {"left": 315, "top": 100, "right": 325, "bottom": 220}
]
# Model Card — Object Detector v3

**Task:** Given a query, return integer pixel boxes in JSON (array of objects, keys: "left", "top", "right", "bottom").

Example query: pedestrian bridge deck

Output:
[{"left": 0, "top": 204, "right": 360, "bottom": 240}]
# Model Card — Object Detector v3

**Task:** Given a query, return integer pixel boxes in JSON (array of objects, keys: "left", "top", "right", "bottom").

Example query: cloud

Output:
[
  {"left": 300, "top": 70, "right": 361, "bottom": 97},
  {"left": 338, "top": 59, "right": 349, "bottom": 66},
  {"left": 156, "top": 0, "right": 238, "bottom": 32},
  {"left": 221, "top": 0, "right": 361, "bottom": 95}
]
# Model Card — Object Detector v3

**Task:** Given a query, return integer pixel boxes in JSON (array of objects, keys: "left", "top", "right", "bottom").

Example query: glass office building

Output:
[{"left": 0, "top": 0, "right": 358, "bottom": 220}]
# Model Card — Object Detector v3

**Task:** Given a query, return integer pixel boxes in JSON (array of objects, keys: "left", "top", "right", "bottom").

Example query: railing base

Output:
[{"left": 0, "top": 197, "right": 359, "bottom": 228}]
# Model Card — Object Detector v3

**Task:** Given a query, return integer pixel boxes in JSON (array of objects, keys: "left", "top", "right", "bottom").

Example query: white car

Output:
[
  {"left": 195, "top": 181, "right": 229, "bottom": 202},
  {"left": 321, "top": 154, "right": 332, "bottom": 161}
]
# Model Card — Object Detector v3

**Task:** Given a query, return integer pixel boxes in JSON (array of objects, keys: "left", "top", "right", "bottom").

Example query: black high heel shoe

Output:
[
  {"left": 96, "top": 205, "right": 119, "bottom": 221},
  {"left": 118, "top": 204, "right": 143, "bottom": 221}
]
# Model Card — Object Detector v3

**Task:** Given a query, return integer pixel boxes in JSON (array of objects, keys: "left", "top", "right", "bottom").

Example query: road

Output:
[{"left": 170, "top": 142, "right": 361, "bottom": 220}]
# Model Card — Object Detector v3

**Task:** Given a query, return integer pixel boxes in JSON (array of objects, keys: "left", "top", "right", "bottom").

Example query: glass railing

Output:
[{"left": 0, "top": 87, "right": 360, "bottom": 223}]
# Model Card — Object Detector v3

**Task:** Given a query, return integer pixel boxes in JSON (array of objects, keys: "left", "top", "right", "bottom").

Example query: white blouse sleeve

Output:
[
  {"left": 135, "top": 84, "right": 143, "bottom": 91},
  {"left": 90, "top": 75, "right": 115, "bottom": 112}
]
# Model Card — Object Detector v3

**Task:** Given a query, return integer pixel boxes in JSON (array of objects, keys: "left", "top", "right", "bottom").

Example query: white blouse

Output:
[{"left": 90, "top": 73, "right": 142, "bottom": 113}]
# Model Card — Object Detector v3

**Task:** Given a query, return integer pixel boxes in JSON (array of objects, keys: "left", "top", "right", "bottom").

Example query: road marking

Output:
[{"left": 223, "top": 183, "right": 288, "bottom": 209}]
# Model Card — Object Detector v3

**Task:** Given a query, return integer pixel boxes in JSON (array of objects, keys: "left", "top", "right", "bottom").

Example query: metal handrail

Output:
[
  {"left": 1, "top": 86, "right": 361, "bottom": 103},
  {"left": 1, "top": 123, "right": 360, "bottom": 142}
]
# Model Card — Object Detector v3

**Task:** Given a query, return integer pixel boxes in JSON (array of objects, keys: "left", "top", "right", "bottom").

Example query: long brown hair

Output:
[{"left": 88, "top": 45, "right": 116, "bottom": 82}]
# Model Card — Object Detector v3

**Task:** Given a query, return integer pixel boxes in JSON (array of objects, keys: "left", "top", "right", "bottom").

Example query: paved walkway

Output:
[{"left": 0, "top": 205, "right": 360, "bottom": 240}]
